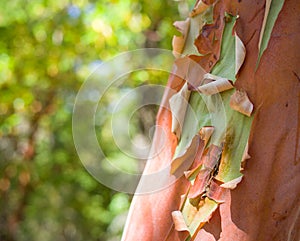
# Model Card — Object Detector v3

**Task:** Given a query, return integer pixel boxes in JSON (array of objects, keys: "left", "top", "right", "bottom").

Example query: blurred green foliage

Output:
[{"left": 0, "top": 0, "right": 195, "bottom": 240}]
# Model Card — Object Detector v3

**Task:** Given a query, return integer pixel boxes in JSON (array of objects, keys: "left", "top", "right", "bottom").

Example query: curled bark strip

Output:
[
  {"left": 199, "top": 126, "right": 214, "bottom": 146},
  {"left": 188, "top": 72, "right": 222, "bottom": 91},
  {"left": 190, "top": 0, "right": 210, "bottom": 18},
  {"left": 170, "top": 93, "right": 190, "bottom": 135},
  {"left": 172, "top": 36, "right": 186, "bottom": 58},
  {"left": 169, "top": 83, "right": 191, "bottom": 140},
  {"left": 172, "top": 211, "right": 189, "bottom": 232},
  {"left": 174, "top": 18, "right": 190, "bottom": 36},
  {"left": 171, "top": 134, "right": 200, "bottom": 175},
  {"left": 229, "top": 90, "right": 253, "bottom": 116},
  {"left": 196, "top": 77, "right": 234, "bottom": 95},
  {"left": 235, "top": 32, "right": 246, "bottom": 75},
  {"left": 172, "top": 18, "right": 191, "bottom": 58},
  {"left": 203, "top": 73, "right": 221, "bottom": 81},
  {"left": 220, "top": 175, "right": 243, "bottom": 189}
]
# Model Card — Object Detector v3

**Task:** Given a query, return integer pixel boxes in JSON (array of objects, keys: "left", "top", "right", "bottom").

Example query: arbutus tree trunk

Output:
[{"left": 121, "top": 0, "right": 300, "bottom": 240}]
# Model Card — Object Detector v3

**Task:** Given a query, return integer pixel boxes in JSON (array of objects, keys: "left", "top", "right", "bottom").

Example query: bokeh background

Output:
[{"left": 0, "top": 0, "right": 192, "bottom": 240}]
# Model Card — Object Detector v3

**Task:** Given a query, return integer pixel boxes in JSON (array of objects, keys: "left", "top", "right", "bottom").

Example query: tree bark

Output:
[{"left": 122, "top": 0, "right": 300, "bottom": 240}]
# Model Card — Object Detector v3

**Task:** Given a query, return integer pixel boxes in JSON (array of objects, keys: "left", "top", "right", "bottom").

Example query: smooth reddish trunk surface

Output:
[{"left": 121, "top": 72, "right": 189, "bottom": 241}]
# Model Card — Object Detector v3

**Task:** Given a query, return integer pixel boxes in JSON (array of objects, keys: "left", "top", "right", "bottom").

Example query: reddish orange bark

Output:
[
  {"left": 122, "top": 0, "right": 300, "bottom": 240},
  {"left": 121, "top": 69, "right": 188, "bottom": 241}
]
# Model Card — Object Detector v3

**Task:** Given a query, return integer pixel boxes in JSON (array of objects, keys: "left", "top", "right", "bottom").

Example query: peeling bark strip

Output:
[
  {"left": 220, "top": 175, "right": 243, "bottom": 189},
  {"left": 170, "top": 4, "right": 255, "bottom": 239},
  {"left": 169, "top": 83, "right": 191, "bottom": 140},
  {"left": 258, "top": 0, "right": 272, "bottom": 51},
  {"left": 235, "top": 32, "right": 246, "bottom": 75},
  {"left": 172, "top": 18, "right": 191, "bottom": 57},
  {"left": 229, "top": 89, "right": 253, "bottom": 116},
  {"left": 170, "top": 134, "right": 201, "bottom": 175},
  {"left": 122, "top": 0, "right": 300, "bottom": 240},
  {"left": 192, "top": 1, "right": 226, "bottom": 69},
  {"left": 190, "top": 0, "right": 210, "bottom": 17},
  {"left": 172, "top": 211, "right": 189, "bottom": 232},
  {"left": 199, "top": 126, "right": 214, "bottom": 145},
  {"left": 256, "top": 0, "right": 285, "bottom": 67},
  {"left": 180, "top": 197, "right": 219, "bottom": 239},
  {"left": 196, "top": 77, "right": 233, "bottom": 95}
]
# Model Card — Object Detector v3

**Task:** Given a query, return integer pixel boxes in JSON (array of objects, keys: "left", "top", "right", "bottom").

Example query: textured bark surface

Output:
[
  {"left": 212, "top": 0, "right": 300, "bottom": 240},
  {"left": 122, "top": 0, "right": 300, "bottom": 240}
]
